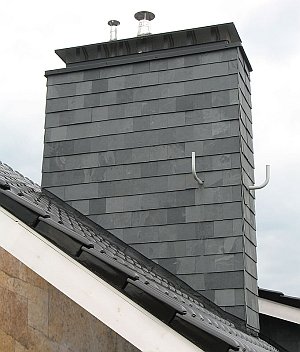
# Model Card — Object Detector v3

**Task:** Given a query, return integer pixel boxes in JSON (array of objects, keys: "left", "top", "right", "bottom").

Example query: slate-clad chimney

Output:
[{"left": 42, "top": 23, "right": 259, "bottom": 331}]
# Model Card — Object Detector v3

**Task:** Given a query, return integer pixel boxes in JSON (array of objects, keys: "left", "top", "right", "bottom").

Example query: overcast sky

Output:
[{"left": 0, "top": 0, "right": 299, "bottom": 297}]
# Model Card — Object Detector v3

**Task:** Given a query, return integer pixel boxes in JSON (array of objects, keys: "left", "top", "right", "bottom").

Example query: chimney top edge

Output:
[{"left": 55, "top": 22, "right": 241, "bottom": 63}]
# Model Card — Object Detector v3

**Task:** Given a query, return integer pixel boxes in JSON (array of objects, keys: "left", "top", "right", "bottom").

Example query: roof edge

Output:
[{"left": 0, "top": 207, "right": 203, "bottom": 352}]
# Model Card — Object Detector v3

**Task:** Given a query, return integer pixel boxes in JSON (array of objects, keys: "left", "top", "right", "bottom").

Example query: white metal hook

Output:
[
  {"left": 249, "top": 165, "right": 270, "bottom": 190},
  {"left": 192, "top": 152, "right": 204, "bottom": 186}
]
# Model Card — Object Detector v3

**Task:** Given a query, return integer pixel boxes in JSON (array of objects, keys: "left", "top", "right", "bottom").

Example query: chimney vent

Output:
[
  {"left": 134, "top": 11, "right": 155, "bottom": 36},
  {"left": 108, "top": 20, "right": 120, "bottom": 41}
]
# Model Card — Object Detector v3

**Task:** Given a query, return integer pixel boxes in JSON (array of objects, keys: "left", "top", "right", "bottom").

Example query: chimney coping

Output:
[
  {"left": 45, "top": 23, "right": 252, "bottom": 77},
  {"left": 52, "top": 22, "right": 251, "bottom": 72}
]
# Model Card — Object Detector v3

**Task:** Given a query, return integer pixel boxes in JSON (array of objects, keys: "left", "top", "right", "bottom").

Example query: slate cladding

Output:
[
  {"left": 0, "top": 161, "right": 277, "bottom": 352},
  {"left": 42, "top": 23, "right": 258, "bottom": 330}
]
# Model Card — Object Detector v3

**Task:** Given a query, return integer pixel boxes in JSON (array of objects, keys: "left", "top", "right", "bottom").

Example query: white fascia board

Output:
[
  {"left": 259, "top": 297, "right": 300, "bottom": 325},
  {"left": 0, "top": 207, "right": 203, "bottom": 352}
]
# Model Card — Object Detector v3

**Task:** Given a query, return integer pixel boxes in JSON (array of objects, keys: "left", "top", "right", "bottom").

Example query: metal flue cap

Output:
[
  {"left": 134, "top": 11, "right": 155, "bottom": 21},
  {"left": 134, "top": 11, "right": 155, "bottom": 36},
  {"left": 108, "top": 20, "right": 120, "bottom": 26},
  {"left": 108, "top": 20, "right": 120, "bottom": 41}
]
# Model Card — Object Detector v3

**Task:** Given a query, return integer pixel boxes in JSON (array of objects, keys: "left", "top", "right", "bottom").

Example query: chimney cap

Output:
[
  {"left": 134, "top": 11, "right": 155, "bottom": 21},
  {"left": 108, "top": 20, "right": 120, "bottom": 26}
]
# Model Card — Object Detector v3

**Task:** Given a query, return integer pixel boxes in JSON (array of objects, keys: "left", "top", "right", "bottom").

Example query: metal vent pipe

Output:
[
  {"left": 108, "top": 20, "right": 120, "bottom": 41},
  {"left": 134, "top": 11, "right": 155, "bottom": 36}
]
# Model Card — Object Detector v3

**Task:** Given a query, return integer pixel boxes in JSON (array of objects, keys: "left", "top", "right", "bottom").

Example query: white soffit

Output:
[
  {"left": 259, "top": 297, "right": 300, "bottom": 325},
  {"left": 0, "top": 207, "right": 203, "bottom": 352}
]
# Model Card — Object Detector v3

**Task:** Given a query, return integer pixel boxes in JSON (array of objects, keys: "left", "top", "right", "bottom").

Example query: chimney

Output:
[{"left": 42, "top": 22, "right": 259, "bottom": 332}]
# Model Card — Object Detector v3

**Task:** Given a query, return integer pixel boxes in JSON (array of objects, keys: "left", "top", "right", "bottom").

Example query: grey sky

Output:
[{"left": 0, "top": 0, "right": 299, "bottom": 296}]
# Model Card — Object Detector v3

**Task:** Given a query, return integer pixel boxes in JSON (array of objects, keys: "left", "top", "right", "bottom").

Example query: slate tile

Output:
[
  {"left": 116, "top": 89, "right": 134, "bottom": 104},
  {"left": 215, "top": 289, "right": 235, "bottom": 306},
  {"left": 124, "top": 75, "right": 141, "bottom": 88},
  {"left": 115, "top": 149, "right": 132, "bottom": 164},
  {"left": 223, "top": 202, "right": 243, "bottom": 219},
  {"left": 185, "top": 206, "right": 204, "bottom": 223},
  {"left": 48, "top": 71, "right": 84, "bottom": 85},
  {"left": 244, "top": 237, "right": 257, "bottom": 262},
  {"left": 176, "top": 95, "right": 195, "bottom": 111},
  {"left": 167, "top": 57, "right": 185, "bottom": 69},
  {"left": 204, "top": 238, "right": 224, "bottom": 255},
  {"left": 149, "top": 145, "right": 168, "bottom": 162},
  {"left": 133, "top": 116, "right": 150, "bottom": 131},
  {"left": 46, "top": 186, "right": 65, "bottom": 199},
  {"left": 141, "top": 100, "right": 159, "bottom": 115},
  {"left": 196, "top": 221, "right": 214, "bottom": 237},
  {"left": 213, "top": 254, "right": 236, "bottom": 272},
  {"left": 150, "top": 60, "right": 167, "bottom": 71},
  {"left": 75, "top": 81, "right": 92, "bottom": 95},
  {"left": 204, "top": 271, "right": 244, "bottom": 290},
  {"left": 92, "top": 106, "right": 109, "bottom": 121},
  {"left": 140, "top": 161, "right": 158, "bottom": 177},
  {"left": 168, "top": 174, "right": 186, "bottom": 191},
  {"left": 159, "top": 97, "right": 176, "bottom": 113},
  {"left": 199, "top": 289, "right": 215, "bottom": 303},
  {"left": 245, "top": 254, "right": 258, "bottom": 278},
  {"left": 71, "top": 200, "right": 89, "bottom": 215},
  {"left": 246, "top": 290, "right": 259, "bottom": 311},
  {"left": 186, "top": 240, "right": 204, "bottom": 256},
  {"left": 114, "top": 212, "right": 132, "bottom": 228},
  {"left": 159, "top": 241, "right": 187, "bottom": 258},
  {"left": 125, "top": 102, "right": 142, "bottom": 117},
  {"left": 108, "top": 76, "right": 125, "bottom": 90},
  {"left": 203, "top": 136, "right": 240, "bottom": 155},
  {"left": 185, "top": 140, "right": 204, "bottom": 156},
  {"left": 184, "top": 55, "right": 201, "bottom": 67},
  {"left": 101, "top": 91, "right": 117, "bottom": 105},
  {"left": 214, "top": 220, "right": 233, "bottom": 237},
  {"left": 99, "top": 150, "right": 116, "bottom": 166},
  {"left": 133, "top": 61, "right": 150, "bottom": 74},
  {"left": 46, "top": 98, "right": 68, "bottom": 113},
  {"left": 132, "top": 209, "right": 167, "bottom": 227},
  {"left": 105, "top": 197, "right": 123, "bottom": 213},
  {"left": 64, "top": 183, "right": 98, "bottom": 200},
  {"left": 124, "top": 195, "right": 142, "bottom": 212},
  {"left": 167, "top": 207, "right": 186, "bottom": 224},
  {"left": 84, "top": 94, "right": 100, "bottom": 108},
  {"left": 224, "top": 237, "right": 243, "bottom": 253},
  {"left": 92, "top": 79, "right": 108, "bottom": 93},
  {"left": 244, "top": 271, "right": 258, "bottom": 295},
  {"left": 223, "top": 306, "right": 245, "bottom": 320},
  {"left": 83, "top": 69, "right": 100, "bottom": 80},
  {"left": 106, "top": 105, "right": 123, "bottom": 120},
  {"left": 47, "top": 83, "right": 77, "bottom": 98},
  {"left": 178, "top": 273, "right": 205, "bottom": 290}
]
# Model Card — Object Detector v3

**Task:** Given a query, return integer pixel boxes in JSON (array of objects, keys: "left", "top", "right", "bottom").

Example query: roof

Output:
[
  {"left": 0, "top": 161, "right": 278, "bottom": 352},
  {"left": 259, "top": 288, "right": 300, "bottom": 310}
]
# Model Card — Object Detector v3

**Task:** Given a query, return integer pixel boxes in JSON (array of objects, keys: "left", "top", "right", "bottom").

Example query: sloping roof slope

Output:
[
  {"left": 0, "top": 161, "right": 278, "bottom": 352},
  {"left": 259, "top": 288, "right": 300, "bottom": 309}
]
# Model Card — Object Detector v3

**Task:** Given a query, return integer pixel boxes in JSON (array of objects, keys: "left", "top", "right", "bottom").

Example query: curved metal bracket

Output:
[
  {"left": 192, "top": 152, "right": 204, "bottom": 186},
  {"left": 249, "top": 165, "right": 270, "bottom": 190}
]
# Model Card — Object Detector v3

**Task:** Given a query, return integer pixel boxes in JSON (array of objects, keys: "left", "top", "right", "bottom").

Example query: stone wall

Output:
[{"left": 0, "top": 246, "right": 140, "bottom": 352}]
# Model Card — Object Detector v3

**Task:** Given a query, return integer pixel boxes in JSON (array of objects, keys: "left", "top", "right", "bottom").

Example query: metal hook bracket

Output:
[
  {"left": 249, "top": 165, "right": 270, "bottom": 190},
  {"left": 192, "top": 152, "right": 204, "bottom": 186}
]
